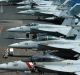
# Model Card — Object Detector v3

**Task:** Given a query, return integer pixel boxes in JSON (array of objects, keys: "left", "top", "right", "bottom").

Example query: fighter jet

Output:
[
  {"left": 7, "top": 23, "right": 77, "bottom": 38},
  {"left": 7, "top": 34, "right": 80, "bottom": 60},
  {"left": 7, "top": 23, "right": 71, "bottom": 32},
  {"left": 7, "top": 54, "right": 63, "bottom": 62},
  {"left": 0, "top": 60, "right": 33, "bottom": 73},
  {"left": 0, "top": 55, "right": 62, "bottom": 73},
  {"left": 34, "top": 59, "right": 80, "bottom": 75},
  {"left": 8, "top": 37, "right": 60, "bottom": 49},
  {"left": 8, "top": 38, "right": 80, "bottom": 55}
]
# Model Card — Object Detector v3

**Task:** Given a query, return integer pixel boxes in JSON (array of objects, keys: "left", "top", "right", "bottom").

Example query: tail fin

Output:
[
  {"left": 62, "top": 0, "right": 76, "bottom": 7},
  {"left": 70, "top": 3, "right": 80, "bottom": 15},
  {"left": 62, "top": 0, "right": 71, "bottom": 6},
  {"left": 62, "top": 3, "right": 80, "bottom": 25},
  {"left": 63, "top": 0, "right": 80, "bottom": 7},
  {"left": 60, "top": 0, "right": 66, "bottom": 4}
]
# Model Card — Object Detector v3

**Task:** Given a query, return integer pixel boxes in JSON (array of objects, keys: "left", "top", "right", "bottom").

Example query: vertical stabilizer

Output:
[
  {"left": 70, "top": 3, "right": 80, "bottom": 15},
  {"left": 63, "top": 0, "right": 80, "bottom": 7},
  {"left": 60, "top": 0, "right": 66, "bottom": 4}
]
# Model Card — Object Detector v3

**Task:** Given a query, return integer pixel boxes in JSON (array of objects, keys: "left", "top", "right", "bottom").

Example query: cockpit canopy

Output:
[{"left": 26, "top": 23, "right": 38, "bottom": 26}]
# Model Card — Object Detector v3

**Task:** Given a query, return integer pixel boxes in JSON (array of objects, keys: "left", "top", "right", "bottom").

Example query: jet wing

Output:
[
  {"left": 75, "top": 72, "right": 80, "bottom": 75},
  {"left": 39, "top": 9, "right": 63, "bottom": 17},
  {"left": 47, "top": 44, "right": 74, "bottom": 49},
  {"left": 35, "top": 64, "right": 80, "bottom": 73},
  {"left": 31, "top": 27, "right": 72, "bottom": 36},
  {"left": 39, "top": 44, "right": 80, "bottom": 54},
  {"left": 0, "top": 0, "right": 5, "bottom": 1}
]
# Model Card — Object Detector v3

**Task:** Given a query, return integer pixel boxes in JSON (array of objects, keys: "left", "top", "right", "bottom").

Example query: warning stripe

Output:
[{"left": 26, "top": 62, "right": 33, "bottom": 69}]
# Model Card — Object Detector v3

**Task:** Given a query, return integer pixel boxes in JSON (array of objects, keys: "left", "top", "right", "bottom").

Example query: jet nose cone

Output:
[
  {"left": 0, "top": 63, "right": 7, "bottom": 69},
  {"left": 17, "top": 2, "right": 24, "bottom": 4},
  {"left": 7, "top": 27, "right": 24, "bottom": 32},
  {"left": 17, "top": 6, "right": 31, "bottom": 10},
  {"left": 17, "top": 6, "right": 27, "bottom": 9},
  {"left": 7, "top": 28, "right": 16, "bottom": 32},
  {"left": 8, "top": 43, "right": 19, "bottom": 48},
  {"left": 17, "top": 6, "right": 23, "bottom": 9},
  {"left": 17, "top": 11, "right": 27, "bottom": 14},
  {"left": 17, "top": 10, "right": 33, "bottom": 14}
]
